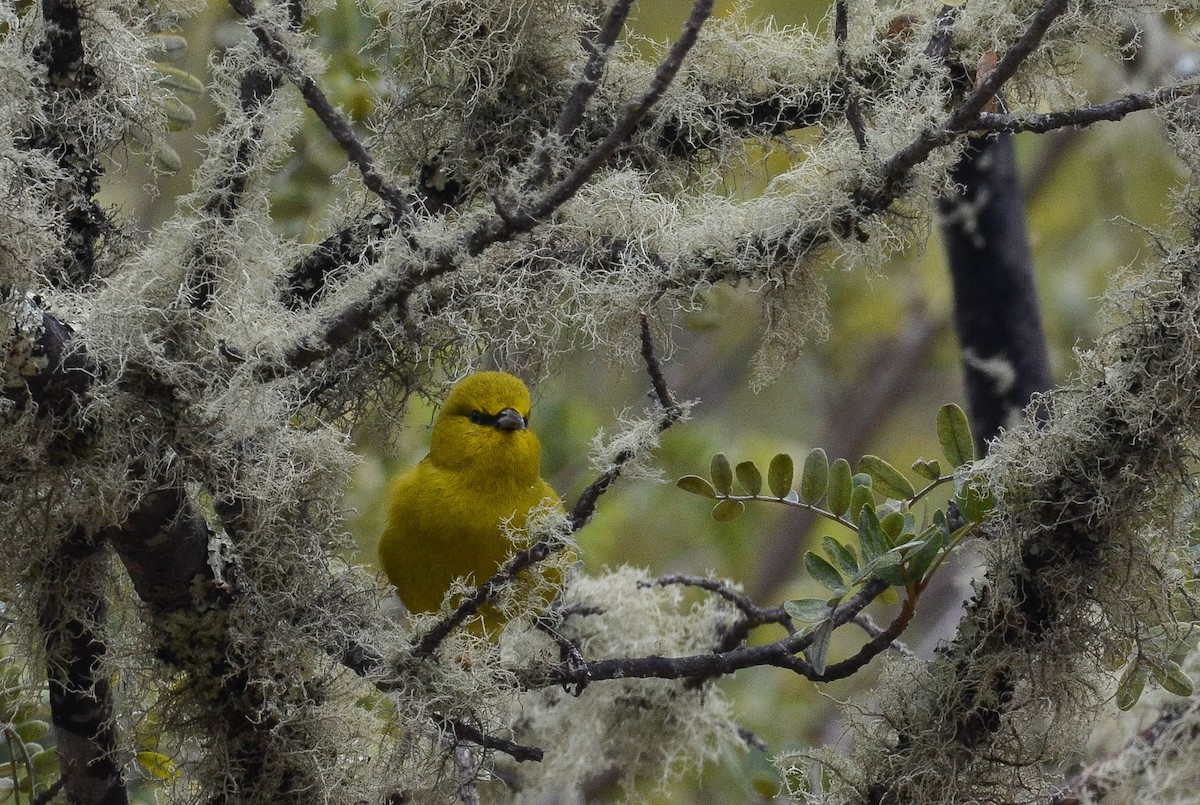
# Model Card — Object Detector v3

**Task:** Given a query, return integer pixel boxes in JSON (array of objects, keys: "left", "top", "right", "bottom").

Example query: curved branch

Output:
[{"left": 227, "top": 0, "right": 413, "bottom": 219}]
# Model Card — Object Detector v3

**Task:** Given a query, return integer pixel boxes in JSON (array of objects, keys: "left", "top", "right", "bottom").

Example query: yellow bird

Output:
[{"left": 379, "top": 371, "right": 560, "bottom": 631}]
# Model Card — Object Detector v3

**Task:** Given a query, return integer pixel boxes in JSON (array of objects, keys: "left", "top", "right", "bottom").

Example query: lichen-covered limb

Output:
[
  {"left": 38, "top": 527, "right": 128, "bottom": 805},
  {"left": 515, "top": 579, "right": 893, "bottom": 690},
  {"left": 837, "top": 230, "right": 1200, "bottom": 801}
]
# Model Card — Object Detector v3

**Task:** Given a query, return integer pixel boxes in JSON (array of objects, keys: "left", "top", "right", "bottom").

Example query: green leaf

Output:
[
  {"left": 710, "top": 453, "right": 734, "bottom": 495},
  {"left": 162, "top": 96, "right": 196, "bottom": 132},
  {"left": 1116, "top": 661, "right": 1148, "bottom": 710},
  {"left": 736, "top": 461, "right": 763, "bottom": 496},
  {"left": 784, "top": 598, "right": 831, "bottom": 623},
  {"left": 857, "top": 507, "right": 887, "bottom": 563},
  {"left": 957, "top": 480, "right": 995, "bottom": 523},
  {"left": 13, "top": 720, "right": 48, "bottom": 743},
  {"left": 911, "top": 457, "right": 942, "bottom": 481},
  {"left": 677, "top": 475, "right": 717, "bottom": 499},
  {"left": 879, "top": 511, "right": 905, "bottom": 542},
  {"left": 768, "top": 453, "right": 794, "bottom": 498},
  {"left": 822, "top": 536, "right": 859, "bottom": 576},
  {"left": 827, "top": 458, "right": 853, "bottom": 516},
  {"left": 806, "top": 620, "right": 834, "bottom": 676},
  {"left": 803, "top": 551, "right": 846, "bottom": 594},
  {"left": 905, "top": 526, "right": 945, "bottom": 581},
  {"left": 800, "top": 448, "right": 829, "bottom": 504},
  {"left": 1156, "top": 660, "right": 1194, "bottom": 697},
  {"left": 712, "top": 499, "right": 745, "bottom": 522},
  {"left": 859, "top": 455, "right": 916, "bottom": 500},
  {"left": 937, "top": 403, "right": 975, "bottom": 467},
  {"left": 30, "top": 746, "right": 57, "bottom": 775},
  {"left": 148, "top": 33, "right": 188, "bottom": 61},
  {"left": 849, "top": 483, "right": 875, "bottom": 520},
  {"left": 155, "top": 64, "right": 206, "bottom": 97}
]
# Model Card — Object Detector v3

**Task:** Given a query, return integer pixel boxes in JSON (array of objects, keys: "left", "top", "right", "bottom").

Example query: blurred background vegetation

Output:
[{"left": 90, "top": 0, "right": 1185, "bottom": 800}]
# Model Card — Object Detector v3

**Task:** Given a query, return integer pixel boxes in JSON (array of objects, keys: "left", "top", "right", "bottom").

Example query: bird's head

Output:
[{"left": 428, "top": 371, "right": 543, "bottom": 482}]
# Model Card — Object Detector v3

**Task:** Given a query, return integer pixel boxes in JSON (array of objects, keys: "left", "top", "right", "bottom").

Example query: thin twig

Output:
[
  {"left": 469, "top": 0, "right": 714, "bottom": 252},
  {"left": 834, "top": 0, "right": 867, "bottom": 149},
  {"left": 640, "top": 574, "right": 788, "bottom": 630},
  {"left": 227, "top": 0, "right": 412, "bottom": 219},
  {"left": 975, "top": 82, "right": 1198, "bottom": 134},
  {"left": 568, "top": 313, "right": 685, "bottom": 530},
  {"left": 515, "top": 579, "right": 891, "bottom": 689},
  {"left": 526, "top": 0, "right": 638, "bottom": 189},
  {"left": 435, "top": 715, "right": 545, "bottom": 764},
  {"left": 853, "top": 611, "right": 916, "bottom": 658}
]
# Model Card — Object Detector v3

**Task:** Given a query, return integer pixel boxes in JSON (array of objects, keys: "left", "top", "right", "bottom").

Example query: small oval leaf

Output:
[
  {"left": 1158, "top": 661, "right": 1194, "bottom": 697},
  {"left": 711, "top": 499, "right": 745, "bottom": 522},
  {"left": 827, "top": 458, "right": 853, "bottom": 516},
  {"left": 710, "top": 453, "right": 734, "bottom": 495},
  {"left": 800, "top": 448, "right": 829, "bottom": 504},
  {"left": 880, "top": 511, "right": 906, "bottom": 541},
  {"left": 1116, "top": 661, "right": 1148, "bottom": 711},
  {"left": 677, "top": 475, "right": 717, "bottom": 499},
  {"left": 937, "top": 403, "right": 975, "bottom": 467},
  {"left": 784, "top": 598, "right": 831, "bottom": 623},
  {"left": 768, "top": 453, "right": 794, "bottom": 498},
  {"left": 857, "top": 507, "right": 886, "bottom": 563},
  {"left": 849, "top": 483, "right": 875, "bottom": 521},
  {"left": 14, "top": 719, "right": 49, "bottom": 743},
  {"left": 859, "top": 455, "right": 916, "bottom": 500},
  {"left": 806, "top": 620, "right": 834, "bottom": 676},
  {"left": 804, "top": 551, "right": 846, "bottom": 593},
  {"left": 911, "top": 457, "right": 942, "bottom": 481},
  {"left": 822, "top": 536, "right": 859, "bottom": 576},
  {"left": 736, "top": 461, "right": 763, "bottom": 496}
]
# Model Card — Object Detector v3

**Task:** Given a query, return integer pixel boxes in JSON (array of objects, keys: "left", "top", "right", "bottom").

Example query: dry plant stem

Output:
[
  {"left": 433, "top": 714, "right": 544, "bottom": 764},
  {"left": 414, "top": 314, "right": 683, "bottom": 656},
  {"left": 834, "top": 0, "right": 867, "bottom": 149},
  {"left": 226, "top": 0, "right": 412, "bottom": 219},
  {"left": 853, "top": 612, "right": 916, "bottom": 658}
]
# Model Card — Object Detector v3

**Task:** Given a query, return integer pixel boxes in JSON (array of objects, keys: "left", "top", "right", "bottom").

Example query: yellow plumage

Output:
[{"left": 379, "top": 372, "right": 560, "bottom": 632}]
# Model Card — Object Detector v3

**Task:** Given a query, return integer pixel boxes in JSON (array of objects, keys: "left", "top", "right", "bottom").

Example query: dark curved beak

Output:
[{"left": 494, "top": 407, "right": 527, "bottom": 432}]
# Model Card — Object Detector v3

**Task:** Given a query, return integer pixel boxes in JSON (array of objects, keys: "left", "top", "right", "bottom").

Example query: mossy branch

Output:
[{"left": 227, "top": 0, "right": 413, "bottom": 219}]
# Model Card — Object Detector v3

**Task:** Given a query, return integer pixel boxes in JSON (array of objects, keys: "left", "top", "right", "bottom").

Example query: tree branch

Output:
[
  {"left": 975, "top": 82, "right": 1199, "bottom": 134},
  {"left": 227, "top": 0, "right": 413, "bottom": 219}
]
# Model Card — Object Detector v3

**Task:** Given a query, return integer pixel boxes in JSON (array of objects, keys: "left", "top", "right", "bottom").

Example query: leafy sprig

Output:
[{"left": 677, "top": 404, "right": 991, "bottom": 673}]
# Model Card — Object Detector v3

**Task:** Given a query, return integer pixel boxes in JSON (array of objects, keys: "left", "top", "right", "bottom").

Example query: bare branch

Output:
[
  {"left": 526, "top": 0, "right": 638, "bottom": 189},
  {"left": 469, "top": 0, "right": 715, "bottom": 251},
  {"left": 975, "top": 82, "right": 1199, "bottom": 134},
  {"left": 516, "top": 579, "right": 892, "bottom": 689},
  {"left": 227, "top": 0, "right": 412, "bottom": 219}
]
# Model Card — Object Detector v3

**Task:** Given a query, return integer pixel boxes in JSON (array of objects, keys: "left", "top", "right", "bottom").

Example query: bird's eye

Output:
[{"left": 468, "top": 410, "right": 486, "bottom": 425}]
